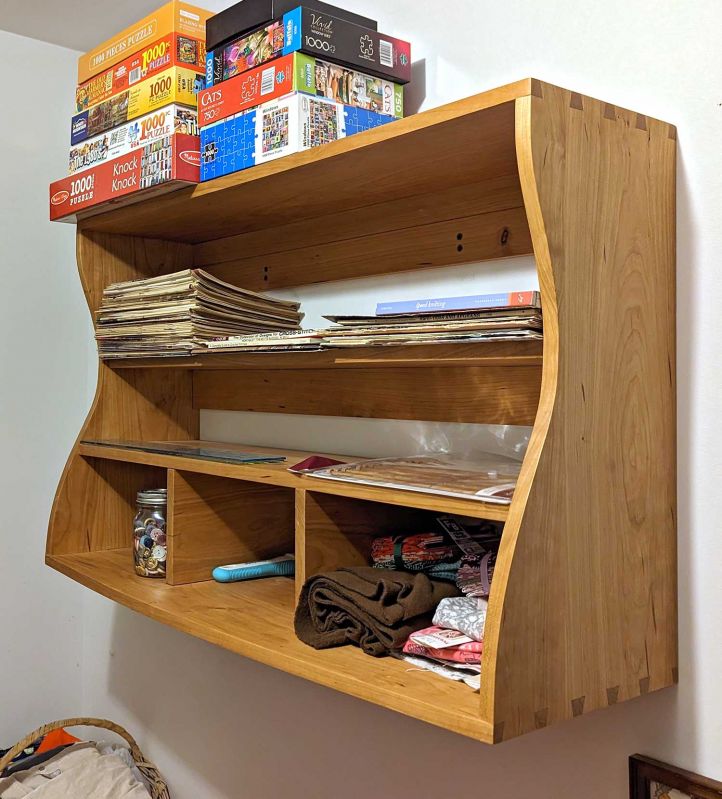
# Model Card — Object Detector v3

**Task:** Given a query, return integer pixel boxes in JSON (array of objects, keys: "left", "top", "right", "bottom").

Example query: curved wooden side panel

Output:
[
  {"left": 47, "top": 231, "right": 199, "bottom": 557},
  {"left": 480, "top": 82, "right": 677, "bottom": 741}
]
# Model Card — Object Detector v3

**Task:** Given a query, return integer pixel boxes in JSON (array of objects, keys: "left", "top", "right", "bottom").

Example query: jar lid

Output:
[{"left": 137, "top": 489, "right": 167, "bottom": 506}]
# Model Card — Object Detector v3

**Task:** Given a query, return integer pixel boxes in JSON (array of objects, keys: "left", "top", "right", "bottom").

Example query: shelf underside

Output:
[
  {"left": 78, "top": 441, "right": 511, "bottom": 522},
  {"left": 47, "top": 548, "right": 490, "bottom": 741},
  {"left": 78, "top": 81, "right": 533, "bottom": 244}
]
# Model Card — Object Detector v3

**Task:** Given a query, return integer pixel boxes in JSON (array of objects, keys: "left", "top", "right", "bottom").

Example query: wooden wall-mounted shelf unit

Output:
[{"left": 47, "top": 78, "right": 677, "bottom": 744}]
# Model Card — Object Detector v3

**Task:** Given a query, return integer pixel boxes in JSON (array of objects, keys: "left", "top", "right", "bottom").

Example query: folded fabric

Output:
[
  {"left": 371, "top": 533, "right": 457, "bottom": 571},
  {"left": 433, "top": 596, "right": 489, "bottom": 642},
  {"left": 0, "top": 744, "right": 150, "bottom": 799},
  {"left": 294, "top": 566, "right": 460, "bottom": 657},
  {"left": 399, "top": 653, "right": 481, "bottom": 691},
  {"left": 403, "top": 626, "right": 482, "bottom": 665}
]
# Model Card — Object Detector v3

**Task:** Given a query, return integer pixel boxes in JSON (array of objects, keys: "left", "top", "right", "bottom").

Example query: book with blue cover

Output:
[{"left": 375, "top": 291, "right": 541, "bottom": 317}]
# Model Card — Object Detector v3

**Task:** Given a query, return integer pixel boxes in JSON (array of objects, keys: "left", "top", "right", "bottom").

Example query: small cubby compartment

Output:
[
  {"left": 167, "top": 470, "right": 295, "bottom": 586},
  {"left": 51, "top": 455, "right": 166, "bottom": 558}
]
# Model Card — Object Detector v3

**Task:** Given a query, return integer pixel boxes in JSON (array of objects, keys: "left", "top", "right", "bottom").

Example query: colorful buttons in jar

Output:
[{"left": 133, "top": 489, "right": 167, "bottom": 578}]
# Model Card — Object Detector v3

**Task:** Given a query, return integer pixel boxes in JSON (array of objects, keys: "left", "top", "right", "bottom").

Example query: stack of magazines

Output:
[
  {"left": 201, "top": 291, "right": 542, "bottom": 353},
  {"left": 96, "top": 269, "right": 303, "bottom": 359}
]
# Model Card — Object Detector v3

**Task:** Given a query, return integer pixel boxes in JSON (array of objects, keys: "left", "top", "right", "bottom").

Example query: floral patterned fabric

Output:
[{"left": 433, "top": 596, "right": 489, "bottom": 642}]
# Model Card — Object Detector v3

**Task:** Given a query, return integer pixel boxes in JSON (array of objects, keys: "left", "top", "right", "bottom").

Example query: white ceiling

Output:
[{"left": 0, "top": 0, "right": 219, "bottom": 51}]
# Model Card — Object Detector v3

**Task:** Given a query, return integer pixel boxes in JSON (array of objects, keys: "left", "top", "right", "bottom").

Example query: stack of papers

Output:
[
  {"left": 95, "top": 269, "right": 303, "bottom": 359},
  {"left": 202, "top": 309, "right": 542, "bottom": 353},
  {"left": 320, "top": 309, "right": 542, "bottom": 347}
]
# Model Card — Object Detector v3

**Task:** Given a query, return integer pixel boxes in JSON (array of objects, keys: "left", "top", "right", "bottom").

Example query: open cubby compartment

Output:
[
  {"left": 47, "top": 80, "right": 677, "bottom": 743},
  {"left": 51, "top": 454, "right": 166, "bottom": 560},
  {"left": 296, "top": 490, "right": 478, "bottom": 593},
  {"left": 167, "top": 470, "right": 295, "bottom": 586}
]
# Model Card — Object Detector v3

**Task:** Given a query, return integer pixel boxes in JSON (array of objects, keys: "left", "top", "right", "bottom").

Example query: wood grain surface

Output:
[
  {"left": 167, "top": 470, "right": 294, "bottom": 586},
  {"left": 47, "top": 548, "right": 492, "bottom": 742},
  {"left": 478, "top": 81, "right": 677, "bottom": 741},
  {"left": 193, "top": 364, "right": 542, "bottom": 424}
]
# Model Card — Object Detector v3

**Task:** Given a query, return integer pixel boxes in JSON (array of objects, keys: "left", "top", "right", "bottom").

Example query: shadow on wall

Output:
[
  {"left": 102, "top": 601, "right": 678, "bottom": 799},
  {"left": 405, "top": 58, "right": 426, "bottom": 115}
]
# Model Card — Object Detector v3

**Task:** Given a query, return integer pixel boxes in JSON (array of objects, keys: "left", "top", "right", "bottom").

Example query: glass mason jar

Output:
[{"left": 133, "top": 489, "right": 167, "bottom": 578}]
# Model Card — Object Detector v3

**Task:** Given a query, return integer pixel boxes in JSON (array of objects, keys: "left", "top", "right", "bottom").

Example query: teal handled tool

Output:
[{"left": 212, "top": 554, "right": 295, "bottom": 583}]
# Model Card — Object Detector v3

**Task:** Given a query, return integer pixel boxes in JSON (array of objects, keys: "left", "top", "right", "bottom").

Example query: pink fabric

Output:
[{"left": 403, "top": 626, "right": 483, "bottom": 664}]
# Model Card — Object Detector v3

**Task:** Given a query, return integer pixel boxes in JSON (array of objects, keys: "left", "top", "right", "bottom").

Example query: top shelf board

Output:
[{"left": 77, "top": 79, "right": 536, "bottom": 244}]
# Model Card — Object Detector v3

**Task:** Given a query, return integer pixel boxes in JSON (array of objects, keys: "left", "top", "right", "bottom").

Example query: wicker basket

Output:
[{"left": 0, "top": 718, "right": 169, "bottom": 799}]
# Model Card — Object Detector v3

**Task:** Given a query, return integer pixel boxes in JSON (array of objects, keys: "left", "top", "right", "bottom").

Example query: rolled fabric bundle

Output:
[
  {"left": 371, "top": 533, "right": 457, "bottom": 571},
  {"left": 433, "top": 596, "right": 489, "bottom": 642},
  {"left": 294, "top": 566, "right": 460, "bottom": 657}
]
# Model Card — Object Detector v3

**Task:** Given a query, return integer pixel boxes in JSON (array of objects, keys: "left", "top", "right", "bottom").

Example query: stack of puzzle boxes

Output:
[
  {"left": 199, "top": 0, "right": 411, "bottom": 180},
  {"left": 50, "top": 1, "right": 211, "bottom": 221}
]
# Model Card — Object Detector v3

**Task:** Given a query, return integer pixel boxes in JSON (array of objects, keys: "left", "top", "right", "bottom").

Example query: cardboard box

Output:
[
  {"left": 206, "top": 0, "right": 376, "bottom": 51},
  {"left": 69, "top": 105, "right": 198, "bottom": 175},
  {"left": 78, "top": 1, "right": 212, "bottom": 83},
  {"left": 200, "top": 91, "right": 395, "bottom": 181},
  {"left": 72, "top": 66, "right": 204, "bottom": 145},
  {"left": 51, "top": 133, "right": 199, "bottom": 222},
  {"left": 76, "top": 32, "right": 206, "bottom": 113},
  {"left": 206, "top": 7, "right": 411, "bottom": 87},
  {"left": 198, "top": 52, "right": 402, "bottom": 128}
]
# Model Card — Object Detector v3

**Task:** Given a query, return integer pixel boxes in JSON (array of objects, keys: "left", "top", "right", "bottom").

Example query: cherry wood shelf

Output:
[
  {"left": 47, "top": 78, "right": 677, "bottom": 744},
  {"left": 104, "top": 340, "right": 544, "bottom": 371},
  {"left": 48, "top": 549, "right": 487, "bottom": 740},
  {"left": 77, "top": 441, "right": 511, "bottom": 522}
]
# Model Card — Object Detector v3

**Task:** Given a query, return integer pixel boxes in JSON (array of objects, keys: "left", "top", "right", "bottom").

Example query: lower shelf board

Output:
[{"left": 47, "top": 548, "right": 492, "bottom": 742}]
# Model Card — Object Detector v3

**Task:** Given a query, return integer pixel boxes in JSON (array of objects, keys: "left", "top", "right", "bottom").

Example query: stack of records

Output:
[{"left": 96, "top": 269, "right": 303, "bottom": 359}]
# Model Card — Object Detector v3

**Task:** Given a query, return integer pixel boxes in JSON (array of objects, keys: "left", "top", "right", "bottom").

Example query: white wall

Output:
[
  {"left": 0, "top": 31, "right": 92, "bottom": 741},
  {"left": 3, "top": 0, "right": 721, "bottom": 795}
]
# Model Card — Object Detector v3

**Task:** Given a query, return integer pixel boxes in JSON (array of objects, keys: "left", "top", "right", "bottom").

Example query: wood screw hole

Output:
[
  {"left": 457, "top": 244, "right": 464, "bottom": 253},
  {"left": 456, "top": 232, "right": 463, "bottom": 241}
]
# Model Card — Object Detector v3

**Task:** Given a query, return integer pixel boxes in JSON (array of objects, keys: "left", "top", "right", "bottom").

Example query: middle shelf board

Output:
[
  {"left": 48, "top": 548, "right": 490, "bottom": 741},
  {"left": 102, "top": 340, "right": 544, "bottom": 371},
  {"left": 78, "top": 441, "right": 511, "bottom": 522}
]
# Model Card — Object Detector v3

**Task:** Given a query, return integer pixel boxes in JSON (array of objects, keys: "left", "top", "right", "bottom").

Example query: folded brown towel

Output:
[{"left": 294, "top": 566, "right": 460, "bottom": 657}]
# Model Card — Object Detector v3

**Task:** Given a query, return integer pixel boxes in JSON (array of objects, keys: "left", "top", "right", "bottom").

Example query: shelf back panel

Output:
[{"left": 192, "top": 364, "right": 542, "bottom": 425}]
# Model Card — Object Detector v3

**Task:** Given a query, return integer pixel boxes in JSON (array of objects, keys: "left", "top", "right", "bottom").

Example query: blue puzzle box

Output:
[{"left": 200, "top": 90, "right": 395, "bottom": 181}]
